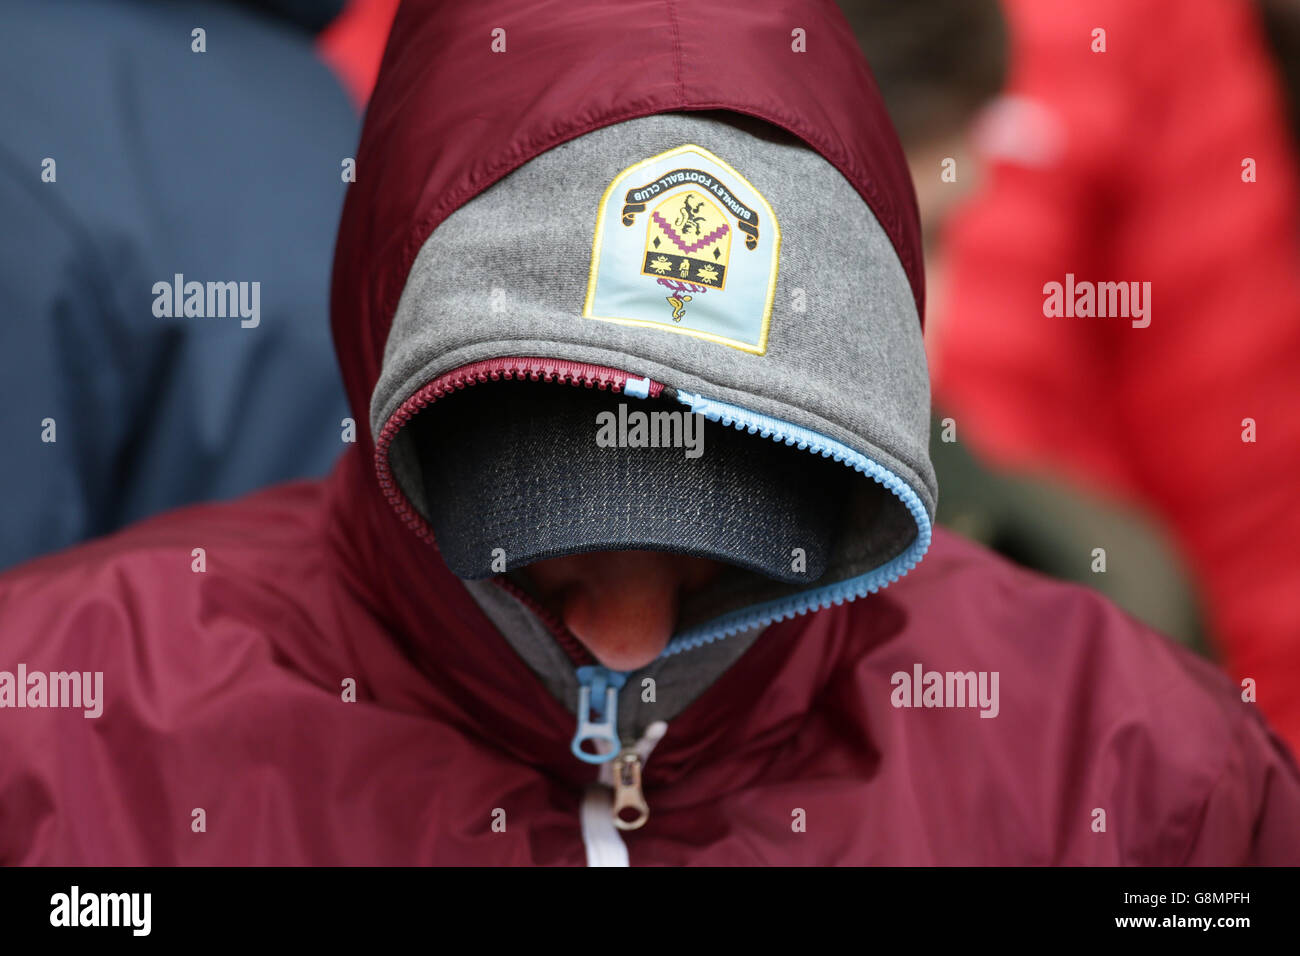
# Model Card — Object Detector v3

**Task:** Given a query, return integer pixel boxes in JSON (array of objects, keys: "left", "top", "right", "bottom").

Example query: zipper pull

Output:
[
  {"left": 607, "top": 721, "right": 667, "bottom": 832},
  {"left": 571, "top": 666, "right": 626, "bottom": 764},
  {"left": 611, "top": 749, "right": 650, "bottom": 831}
]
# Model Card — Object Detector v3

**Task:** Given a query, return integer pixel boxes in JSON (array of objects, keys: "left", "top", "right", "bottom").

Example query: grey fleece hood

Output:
[{"left": 366, "top": 112, "right": 935, "bottom": 743}]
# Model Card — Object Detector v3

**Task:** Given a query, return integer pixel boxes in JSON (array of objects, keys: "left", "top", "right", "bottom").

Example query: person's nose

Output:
[{"left": 558, "top": 555, "right": 681, "bottom": 671}]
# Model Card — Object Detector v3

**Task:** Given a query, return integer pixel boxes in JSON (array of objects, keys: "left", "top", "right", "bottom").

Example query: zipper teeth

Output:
[
  {"left": 494, "top": 574, "right": 594, "bottom": 667},
  {"left": 374, "top": 357, "right": 661, "bottom": 545},
  {"left": 374, "top": 357, "right": 662, "bottom": 665},
  {"left": 375, "top": 359, "right": 932, "bottom": 672},
  {"left": 662, "top": 390, "right": 933, "bottom": 655}
]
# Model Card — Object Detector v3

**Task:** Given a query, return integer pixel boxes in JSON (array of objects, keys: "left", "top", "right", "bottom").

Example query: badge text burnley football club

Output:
[{"left": 584, "top": 144, "right": 780, "bottom": 354}]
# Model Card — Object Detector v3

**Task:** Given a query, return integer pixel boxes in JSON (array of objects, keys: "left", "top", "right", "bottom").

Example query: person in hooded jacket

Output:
[{"left": 0, "top": 0, "right": 1297, "bottom": 866}]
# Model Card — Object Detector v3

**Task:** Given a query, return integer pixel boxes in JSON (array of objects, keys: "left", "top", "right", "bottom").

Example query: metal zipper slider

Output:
[
  {"left": 611, "top": 750, "right": 649, "bottom": 831},
  {"left": 608, "top": 721, "right": 667, "bottom": 831}
]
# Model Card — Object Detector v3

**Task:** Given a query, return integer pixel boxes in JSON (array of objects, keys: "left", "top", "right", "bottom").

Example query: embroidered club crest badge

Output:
[{"left": 583, "top": 144, "right": 780, "bottom": 355}]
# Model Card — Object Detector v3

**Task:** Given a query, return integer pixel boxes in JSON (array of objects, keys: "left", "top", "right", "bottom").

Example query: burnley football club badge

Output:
[{"left": 583, "top": 144, "right": 780, "bottom": 355}]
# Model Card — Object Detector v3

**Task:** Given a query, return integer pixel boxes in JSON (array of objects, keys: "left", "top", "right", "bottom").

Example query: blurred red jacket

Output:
[
  {"left": 935, "top": 0, "right": 1300, "bottom": 755},
  {"left": 318, "top": 0, "right": 400, "bottom": 107}
]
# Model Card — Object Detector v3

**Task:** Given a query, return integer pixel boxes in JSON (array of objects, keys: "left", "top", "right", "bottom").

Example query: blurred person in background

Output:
[
  {"left": 848, "top": 0, "right": 1300, "bottom": 757},
  {"left": 840, "top": 0, "right": 1205, "bottom": 651},
  {"left": 318, "top": 0, "right": 400, "bottom": 107},
  {"left": 0, "top": 0, "right": 365, "bottom": 571}
]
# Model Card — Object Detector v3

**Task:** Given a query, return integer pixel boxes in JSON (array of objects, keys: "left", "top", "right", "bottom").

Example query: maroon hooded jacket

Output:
[{"left": 1, "top": 0, "right": 1297, "bottom": 865}]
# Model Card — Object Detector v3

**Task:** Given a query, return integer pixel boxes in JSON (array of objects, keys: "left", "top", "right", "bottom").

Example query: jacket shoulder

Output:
[
  {"left": 0, "top": 482, "right": 334, "bottom": 672},
  {"left": 856, "top": 528, "right": 1300, "bottom": 864}
]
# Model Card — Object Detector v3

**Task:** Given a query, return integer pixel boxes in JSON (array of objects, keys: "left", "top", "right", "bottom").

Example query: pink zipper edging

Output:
[{"left": 373, "top": 356, "right": 665, "bottom": 665}]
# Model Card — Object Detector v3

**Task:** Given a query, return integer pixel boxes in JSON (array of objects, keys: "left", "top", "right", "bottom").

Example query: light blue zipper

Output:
[
  {"left": 571, "top": 380, "right": 932, "bottom": 763},
  {"left": 571, "top": 665, "right": 627, "bottom": 763},
  {"left": 662, "top": 388, "right": 932, "bottom": 653}
]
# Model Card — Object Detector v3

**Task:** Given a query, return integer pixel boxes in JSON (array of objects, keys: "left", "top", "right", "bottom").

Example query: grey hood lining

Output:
[
  {"left": 382, "top": 337, "right": 935, "bottom": 517},
  {"left": 400, "top": 366, "right": 918, "bottom": 634},
  {"left": 462, "top": 576, "right": 771, "bottom": 743}
]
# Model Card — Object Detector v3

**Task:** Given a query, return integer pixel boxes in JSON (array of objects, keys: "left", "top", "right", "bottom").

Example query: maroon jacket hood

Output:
[{"left": 320, "top": 0, "right": 934, "bottom": 789}]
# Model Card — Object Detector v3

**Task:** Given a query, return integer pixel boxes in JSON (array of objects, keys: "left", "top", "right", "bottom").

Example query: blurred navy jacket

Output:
[{"left": 0, "top": 0, "right": 355, "bottom": 570}]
